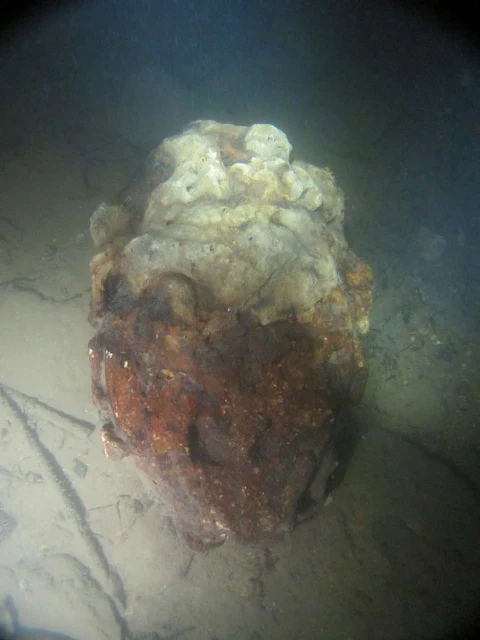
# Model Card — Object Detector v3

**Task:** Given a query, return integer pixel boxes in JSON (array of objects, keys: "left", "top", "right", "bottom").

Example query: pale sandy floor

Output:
[{"left": 1, "top": 4, "right": 480, "bottom": 640}]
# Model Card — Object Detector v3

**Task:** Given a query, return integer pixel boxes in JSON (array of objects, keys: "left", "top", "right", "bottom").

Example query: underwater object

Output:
[{"left": 88, "top": 120, "right": 373, "bottom": 550}]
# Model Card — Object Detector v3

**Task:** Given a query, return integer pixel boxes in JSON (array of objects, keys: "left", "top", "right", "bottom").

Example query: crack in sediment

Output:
[
  {"left": 0, "top": 276, "right": 89, "bottom": 303},
  {"left": 0, "top": 384, "right": 126, "bottom": 611},
  {"left": 376, "top": 421, "right": 480, "bottom": 501},
  {"left": 1, "top": 383, "right": 95, "bottom": 436}
]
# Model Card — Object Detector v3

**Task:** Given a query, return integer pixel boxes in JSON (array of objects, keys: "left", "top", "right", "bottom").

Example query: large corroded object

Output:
[{"left": 88, "top": 120, "right": 373, "bottom": 550}]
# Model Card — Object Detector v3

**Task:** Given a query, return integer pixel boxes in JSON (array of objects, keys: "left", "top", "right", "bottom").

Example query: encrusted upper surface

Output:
[{"left": 111, "top": 120, "right": 348, "bottom": 325}]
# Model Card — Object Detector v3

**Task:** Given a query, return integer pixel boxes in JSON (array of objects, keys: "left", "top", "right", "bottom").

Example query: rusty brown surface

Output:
[{"left": 89, "top": 259, "right": 371, "bottom": 549}]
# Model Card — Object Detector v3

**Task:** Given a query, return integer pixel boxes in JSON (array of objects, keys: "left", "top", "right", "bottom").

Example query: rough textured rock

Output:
[{"left": 88, "top": 120, "right": 373, "bottom": 550}]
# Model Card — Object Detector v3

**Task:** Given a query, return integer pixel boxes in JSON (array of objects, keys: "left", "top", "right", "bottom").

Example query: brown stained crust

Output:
[{"left": 89, "top": 285, "right": 369, "bottom": 549}]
